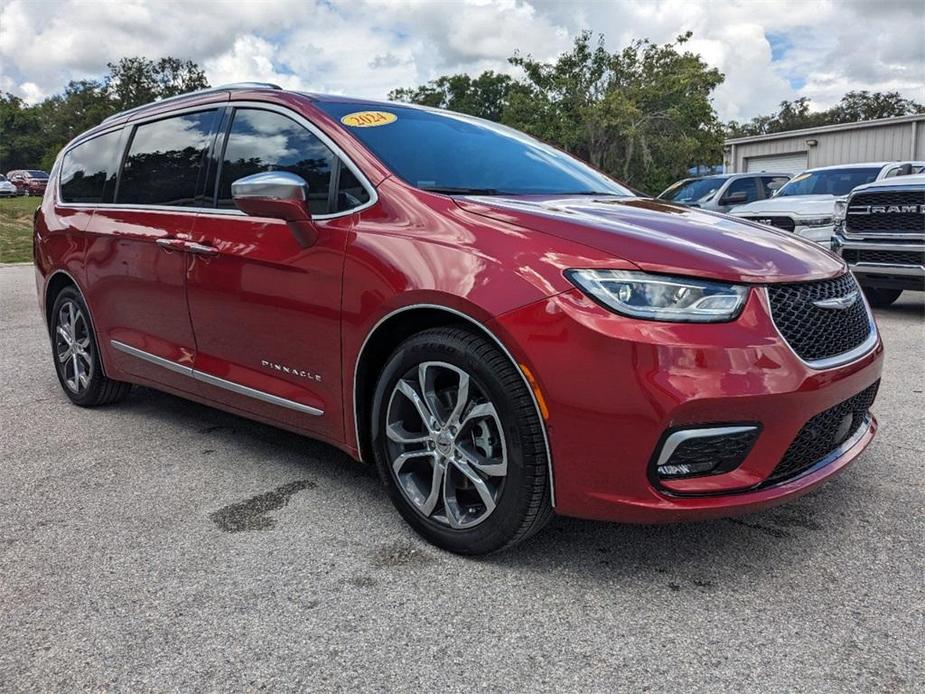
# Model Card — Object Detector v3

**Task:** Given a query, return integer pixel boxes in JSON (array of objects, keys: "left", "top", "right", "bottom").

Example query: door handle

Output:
[{"left": 156, "top": 238, "right": 219, "bottom": 256}]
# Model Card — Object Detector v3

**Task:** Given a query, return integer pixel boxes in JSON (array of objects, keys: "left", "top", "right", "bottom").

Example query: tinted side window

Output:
[
  {"left": 217, "top": 109, "right": 335, "bottom": 214},
  {"left": 761, "top": 176, "right": 789, "bottom": 197},
  {"left": 118, "top": 110, "right": 218, "bottom": 206},
  {"left": 60, "top": 130, "right": 123, "bottom": 203},
  {"left": 723, "top": 177, "right": 758, "bottom": 204}
]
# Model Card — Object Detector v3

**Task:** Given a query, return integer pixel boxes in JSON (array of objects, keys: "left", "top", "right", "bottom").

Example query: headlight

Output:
[
  {"left": 795, "top": 216, "right": 834, "bottom": 227},
  {"left": 833, "top": 199, "right": 847, "bottom": 223},
  {"left": 565, "top": 269, "right": 749, "bottom": 322}
]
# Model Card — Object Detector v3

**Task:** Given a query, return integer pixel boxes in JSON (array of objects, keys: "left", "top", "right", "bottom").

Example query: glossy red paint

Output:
[{"left": 35, "top": 86, "right": 884, "bottom": 526}]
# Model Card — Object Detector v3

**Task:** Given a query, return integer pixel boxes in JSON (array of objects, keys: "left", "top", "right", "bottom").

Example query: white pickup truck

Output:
[
  {"left": 730, "top": 161, "right": 924, "bottom": 244},
  {"left": 832, "top": 173, "right": 925, "bottom": 306}
]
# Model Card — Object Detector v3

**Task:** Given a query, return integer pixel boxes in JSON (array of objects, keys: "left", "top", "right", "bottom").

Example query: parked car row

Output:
[
  {"left": 1, "top": 169, "right": 50, "bottom": 196},
  {"left": 659, "top": 161, "right": 925, "bottom": 304}
]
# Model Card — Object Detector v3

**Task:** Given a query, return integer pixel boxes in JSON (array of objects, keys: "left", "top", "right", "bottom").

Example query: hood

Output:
[
  {"left": 731, "top": 195, "right": 836, "bottom": 216},
  {"left": 456, "top": 195, "right": 844, "bottom": 284}
]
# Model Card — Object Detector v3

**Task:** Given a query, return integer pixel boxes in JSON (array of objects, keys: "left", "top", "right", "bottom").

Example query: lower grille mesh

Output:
[{"left": 767, "top": 381, "right": 879, "bottom": 483}]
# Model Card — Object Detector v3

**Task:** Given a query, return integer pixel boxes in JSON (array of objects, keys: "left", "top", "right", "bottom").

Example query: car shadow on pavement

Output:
[{"left": 119, "top": 384, "right": 854, "bottom": 585}]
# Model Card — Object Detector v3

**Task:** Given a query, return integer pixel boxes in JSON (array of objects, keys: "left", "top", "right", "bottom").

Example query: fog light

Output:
[{"left": 654, "top": 425, "right": 760, "bottom": 480}]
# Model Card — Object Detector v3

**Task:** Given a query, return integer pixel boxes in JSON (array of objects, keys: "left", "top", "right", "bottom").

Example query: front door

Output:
[{"left": 185, "top": 106, "right": 372, "bottom": 443}]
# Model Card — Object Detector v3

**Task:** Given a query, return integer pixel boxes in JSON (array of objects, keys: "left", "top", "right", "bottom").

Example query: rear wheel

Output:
[
  {"left": 371, "top": 327, "right": 552, "bottom": 554},
  {"left": 50, "top": 286, "right": 131, "bottom": 407},
  {"left": 862, "top": 287, "right": 902, "bottom": 308}
]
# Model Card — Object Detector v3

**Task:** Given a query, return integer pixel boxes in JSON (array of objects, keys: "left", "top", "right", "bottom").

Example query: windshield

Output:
[
  {"left": 775, "top": 168, "right": 881, "bottom": 197},
  {"left": 316, "top": 102, "right": 631, "bottom": 196},
  {"left": 0, "top": 175, "right": 6, "bottom": 182},
  {"left": 26, "top": 170, "right": 48, "bottom": 179},
  {"left": 659, "top": 177, "right": 725, "bottom": 203}
]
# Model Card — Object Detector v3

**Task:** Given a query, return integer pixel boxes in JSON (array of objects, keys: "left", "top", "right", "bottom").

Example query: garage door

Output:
[{"left": 745, "top": 152, "right": 808, "bottom": 175}]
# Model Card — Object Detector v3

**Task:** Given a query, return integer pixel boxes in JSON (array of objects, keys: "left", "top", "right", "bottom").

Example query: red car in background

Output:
[
  {"left": 33, "top": 83, "right": 883, "bottom": 554},
  {"left": 7, "top": 169, "right": 49, "bottom": 196}
]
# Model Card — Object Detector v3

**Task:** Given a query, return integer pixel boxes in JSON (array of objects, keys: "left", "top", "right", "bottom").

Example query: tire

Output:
[
  {"left": 49, "top": 286, "right": 131, "bottom": 407},
  {"left": 371, "top": 327, "right": 553, "bottom": 555},
  {"left": 862, "top": 287, "right": 902, "bottom": 308}
]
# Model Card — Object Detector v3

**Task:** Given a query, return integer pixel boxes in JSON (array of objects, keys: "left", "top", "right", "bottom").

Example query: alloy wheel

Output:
[
  {"left": 385, "top": 361, "right": 507, "bottom": 529},
  {"left": 55, "top": 300, "right": 93, "bottom": 393}
]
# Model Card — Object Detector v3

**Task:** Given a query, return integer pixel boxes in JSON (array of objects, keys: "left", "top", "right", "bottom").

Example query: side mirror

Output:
[
  {"left": 231, "top": 171, "right": 316, "bottom": 247},
  {"left": 723, "top": 190, "right": 749, "bottom": 205}
]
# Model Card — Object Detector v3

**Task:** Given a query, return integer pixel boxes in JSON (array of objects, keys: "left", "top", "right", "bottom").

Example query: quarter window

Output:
[
  {"left": 117, "top": 110, "right": 219, "bottom": 206},
  {"left": 60, "top": 129, "right": 123, "bottom": 204}
]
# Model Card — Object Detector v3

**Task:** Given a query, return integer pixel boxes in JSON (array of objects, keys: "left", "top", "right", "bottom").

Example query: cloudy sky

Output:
[{"left": 1, "top": 0, "right": 923, "bottom": 121}]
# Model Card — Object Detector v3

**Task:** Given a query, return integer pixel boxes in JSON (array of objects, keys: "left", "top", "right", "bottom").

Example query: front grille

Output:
[
  {"left": 842, "top": 248, "right": 925, "bottom": 266},
  {"left": 767, "top": 381, "right": 879, "bottom": 483},
  {"left": 665, "top": 429, "right": 759, "bottom": 475},
  {"left": 767, "top": 274, "right": 872, "bottom": 363},
  {"left": 742, "top": 215, "right": 795, "bottom": 232},
  {"left": 846, "top": 190, "right": 925, "bottom": 234}
]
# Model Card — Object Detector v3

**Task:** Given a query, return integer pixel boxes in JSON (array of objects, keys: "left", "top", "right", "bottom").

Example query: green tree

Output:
[
  {"left": 727, "top": 90, "right": 924, "bottom": 137},
  {"left": 105, "top": 56, "right": 209, "bottom": 111},
  {"left": 389, "top": 71, "right": 519, "bottom": 122},
  {"left": 390, "top": 32, "right": 726, "bottom": 193},
  {"left": 0, "top": 93, "right": 45, "bottom": 171},
  {"left": 505, "top": 31, "right": 725, "bottom": 193},
  {"left": 0, "top": 57, "right": 209, "bottom": 172}
]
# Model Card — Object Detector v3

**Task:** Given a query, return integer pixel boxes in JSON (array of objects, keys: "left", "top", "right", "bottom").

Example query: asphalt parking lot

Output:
[{"left": 1, "top": 264, "right": 923, "bottom": 693}]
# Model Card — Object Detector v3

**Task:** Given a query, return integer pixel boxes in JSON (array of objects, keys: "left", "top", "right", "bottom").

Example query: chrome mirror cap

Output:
[{"left": 231, "top": 171, "right": 308, "bottom": 201}]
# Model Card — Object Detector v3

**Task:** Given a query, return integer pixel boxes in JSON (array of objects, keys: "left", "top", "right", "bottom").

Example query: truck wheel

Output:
[{"left": 862, "top": 287, "right": 902, "bottom": 308}]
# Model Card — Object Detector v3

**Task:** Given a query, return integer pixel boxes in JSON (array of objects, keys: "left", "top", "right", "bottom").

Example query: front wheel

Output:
[
  {"left": 371, "top": 327, "right": 552, "bottom": 554},
  {"left": 862, "top": 287, "right": 902, "bottom": 308}
]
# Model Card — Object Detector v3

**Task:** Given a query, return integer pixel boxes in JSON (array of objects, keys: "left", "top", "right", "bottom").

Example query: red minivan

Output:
[{"left": 34, "top": 83, "right": 883, "bottom": 554}]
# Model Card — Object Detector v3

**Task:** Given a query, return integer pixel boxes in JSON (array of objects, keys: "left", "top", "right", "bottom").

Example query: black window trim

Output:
[{"left": 56, "top": 100, "right": 378, "bottom": 220}]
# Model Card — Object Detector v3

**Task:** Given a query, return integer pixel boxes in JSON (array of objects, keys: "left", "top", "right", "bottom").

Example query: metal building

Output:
[{"left": 724, "top": 113, "right": 925, "bottom": 175}]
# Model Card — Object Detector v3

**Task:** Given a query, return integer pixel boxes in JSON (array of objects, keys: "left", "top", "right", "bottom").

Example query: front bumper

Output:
[
  {"left": 492, "top": 286, "right": 883, "bottom": 523},
  {"left": 834, "top": 235, "right": 925, "bottom": 291}
]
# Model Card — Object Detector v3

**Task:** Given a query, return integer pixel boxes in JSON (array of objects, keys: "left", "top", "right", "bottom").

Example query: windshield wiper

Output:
[{"left": 419, "top": 186, "right": 503, "bottom": 195}]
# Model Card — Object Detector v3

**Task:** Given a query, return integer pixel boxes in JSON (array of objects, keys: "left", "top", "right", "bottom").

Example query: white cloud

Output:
[{"left": 0, "top": 0, "right": 922, "bottom": 120}]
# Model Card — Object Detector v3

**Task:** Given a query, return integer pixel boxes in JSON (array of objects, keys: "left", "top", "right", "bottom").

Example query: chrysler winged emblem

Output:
[{"left": 813, "top": 291, "right": 859, "bottom": 310}]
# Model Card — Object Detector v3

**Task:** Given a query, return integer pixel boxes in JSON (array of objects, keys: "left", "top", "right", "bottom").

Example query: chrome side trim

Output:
[
  {"left": 192, "top": 370, "right": 324, "bottom": 416},
  {"left": 352, "top": 303, "right": 556, "bottom": 507},
  {"left": 111, "top": 340, "right": 194, "bottom": 376},
  {"left": 110, "top": 340, "right": 323, "bottom": 416},
  {"left": 762, "top": 282, "right": 879, "bottom": 371},
  {"left": 656, "top": 426, "right": 758, "bottom": 469},
  {"left": 58, "top": 100, "right": 379, "bottom": 221}
]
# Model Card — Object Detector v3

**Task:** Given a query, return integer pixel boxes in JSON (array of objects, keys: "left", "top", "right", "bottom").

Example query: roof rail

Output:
[{"left": 101, "top": 82, "right": 283, "bottom": 123}]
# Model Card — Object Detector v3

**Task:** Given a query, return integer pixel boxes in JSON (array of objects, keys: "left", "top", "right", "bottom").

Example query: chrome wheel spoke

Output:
[
  {"left": 385, "top": 360, "right": 507, "bottom": 529},
  {"left": 392, "top": 449, "right": 434, "bottom": 476},
  {"left": 420, "top": 458, "right": 447, "bottom": 516},
  {"left": 55, "top": 300, "right": 92, "bottom": 394},
  {"left": 386, "top": 422, "right": 431, "bottom": 445},
  {"left": 460, "top": 401, "right": 498, "bottom": 430},
  {"left": 446, "top": 370, "right": 470, "bottom": 427},
  {"left": 457, "top": 444, "right": 507, "bottom": 477},
  {"left": 396, "top": 379, "right": 438, "bottom": 433},
  {"left": 451, "top": 458, "right": 497, "bottom": 515},
  {"left": 56, "top": 325, "right": 72, "bottom": 345}
]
